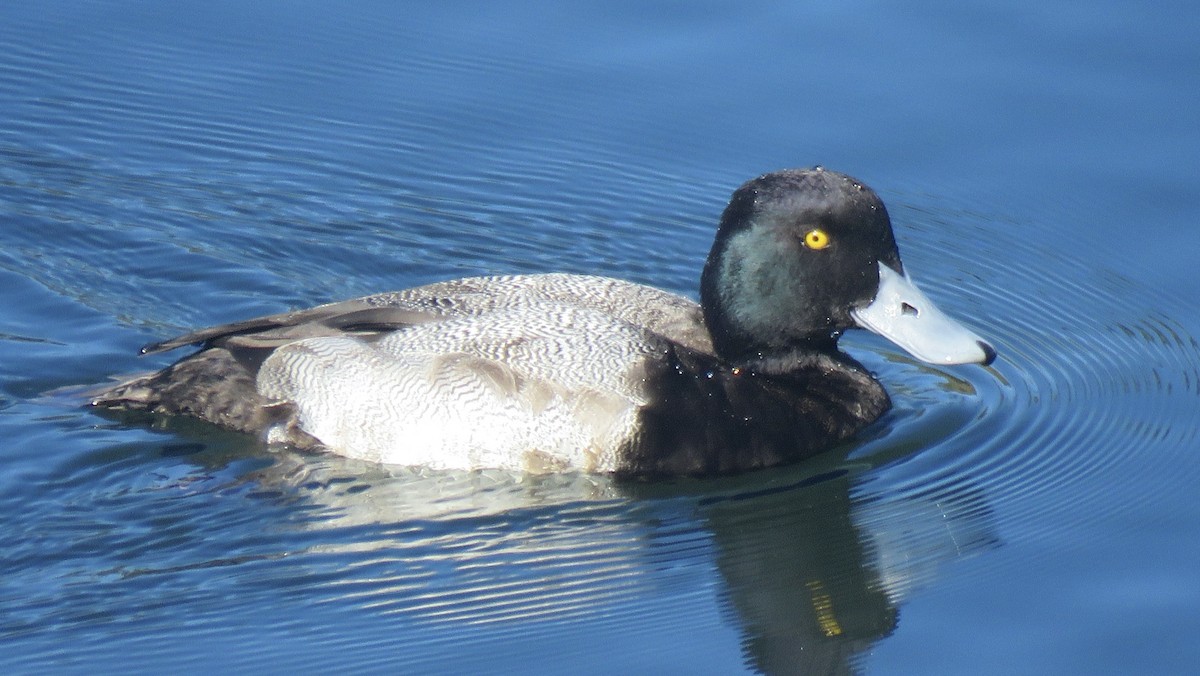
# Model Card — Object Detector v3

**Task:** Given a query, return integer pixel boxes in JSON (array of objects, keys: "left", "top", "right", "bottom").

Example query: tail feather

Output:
[{"left": 90, "top": 347, "right": 277, "bottom": 435}]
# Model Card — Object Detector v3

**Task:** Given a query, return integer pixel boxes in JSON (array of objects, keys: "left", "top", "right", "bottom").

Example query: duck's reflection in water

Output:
[{"left": 232, "top": 446, "right": 997, "bottom": 674}]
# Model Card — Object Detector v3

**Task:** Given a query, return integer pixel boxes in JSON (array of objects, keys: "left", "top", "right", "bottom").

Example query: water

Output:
[{"left": 3, "top": 1, "right": 1199, "bottom": 673}]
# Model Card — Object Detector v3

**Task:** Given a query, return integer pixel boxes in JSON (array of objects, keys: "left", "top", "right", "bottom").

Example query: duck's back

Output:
[
  {"left": 95, "top": 274, "right": 718, "bottom": 472},
  {"left": 360, "top": 273, "right": 713, "bottom": 354}
]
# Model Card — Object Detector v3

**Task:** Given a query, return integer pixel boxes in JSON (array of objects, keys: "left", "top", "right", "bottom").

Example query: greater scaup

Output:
[{"left": 93, "top": 168, "right": 995, "bottom": 476}]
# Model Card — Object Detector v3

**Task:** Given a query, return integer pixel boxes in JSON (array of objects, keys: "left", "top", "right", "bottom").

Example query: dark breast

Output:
[{"left": 618, "top": 345, "right": 891, "bottom": 476}]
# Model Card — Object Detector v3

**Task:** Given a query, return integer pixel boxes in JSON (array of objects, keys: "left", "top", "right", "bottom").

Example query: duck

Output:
[{"left": 92, "top": 167, "right": 996, "bottom": 476}]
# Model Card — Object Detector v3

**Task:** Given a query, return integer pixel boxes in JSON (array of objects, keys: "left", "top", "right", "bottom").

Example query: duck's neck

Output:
[{"left": 720, "top": 337, "right": 847, "bottom": 374}]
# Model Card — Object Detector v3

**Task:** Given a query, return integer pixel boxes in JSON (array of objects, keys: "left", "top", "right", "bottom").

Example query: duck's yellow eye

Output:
[{"left": 804, "top": 229, "right": 831, "bottom": 250}]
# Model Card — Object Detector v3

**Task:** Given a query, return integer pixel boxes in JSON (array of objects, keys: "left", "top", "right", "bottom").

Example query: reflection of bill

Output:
[{"left": 699, "top": 467, "right": 998, "bottom": 675}]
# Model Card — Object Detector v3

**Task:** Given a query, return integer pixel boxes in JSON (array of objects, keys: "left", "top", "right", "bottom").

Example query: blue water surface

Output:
[{"left": 2, "top": 1, "right": 1199, "bottom": 674}]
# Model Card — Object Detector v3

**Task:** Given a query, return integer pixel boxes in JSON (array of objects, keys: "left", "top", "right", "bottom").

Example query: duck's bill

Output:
[{"left": 851, "top": 263, "right": 996, "bottom": 366}]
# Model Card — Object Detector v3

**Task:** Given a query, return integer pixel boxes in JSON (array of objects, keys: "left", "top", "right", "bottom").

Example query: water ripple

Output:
[
  {"left": 843, "top": 201, "right": 1200, "bottom": 593},
  {"left": 4, "top": 5, "right": 1199, "bottom": 671}
]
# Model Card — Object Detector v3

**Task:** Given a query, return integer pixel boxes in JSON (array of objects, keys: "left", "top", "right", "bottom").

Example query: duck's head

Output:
[{"left": 700, "top": 167, "right": 996, "bottom": 367}]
